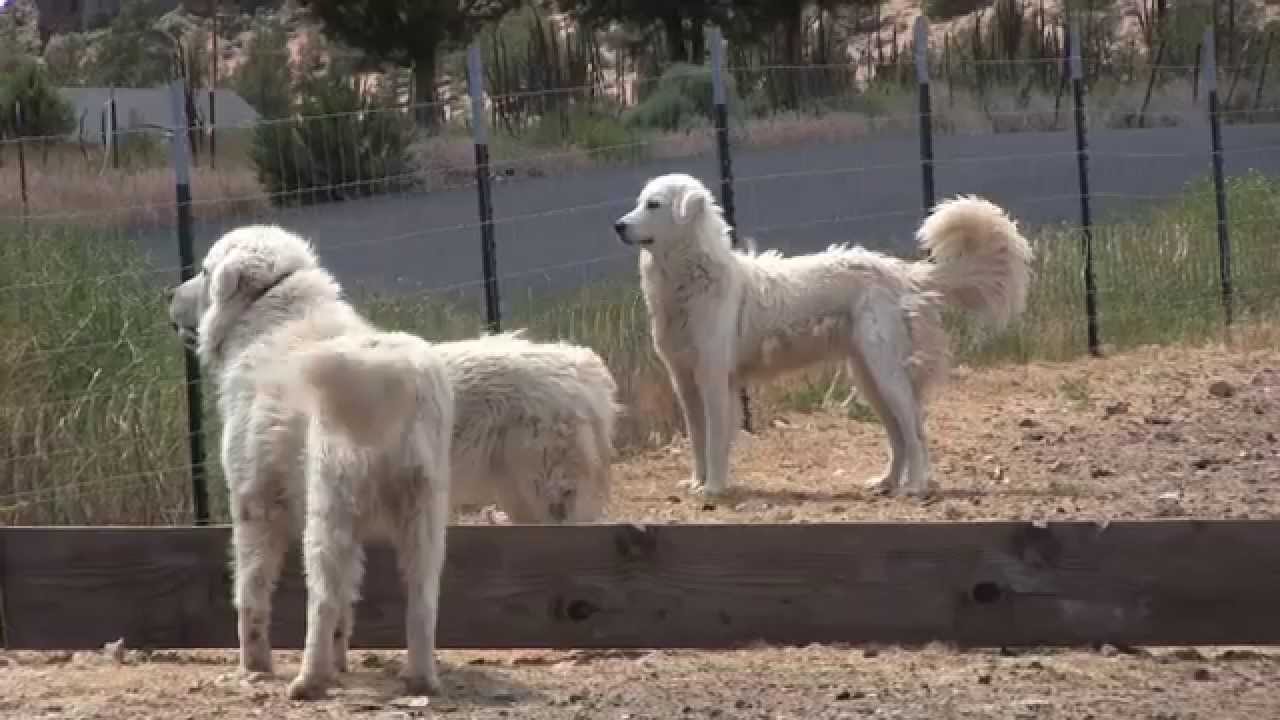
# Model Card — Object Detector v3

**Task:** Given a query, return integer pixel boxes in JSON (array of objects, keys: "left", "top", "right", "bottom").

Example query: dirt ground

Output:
[{"left": 4, "top": 340, "right": 1280, "bottom": 719}]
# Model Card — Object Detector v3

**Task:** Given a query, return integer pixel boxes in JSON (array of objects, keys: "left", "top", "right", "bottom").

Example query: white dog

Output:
[
  {"left": 168, "top": 226, "right": 453, "bottom": 700},
  {"left": 168, "top": 225, "right": 620, "bottom": 697},
  {"left": 614, "top": 173, "right": 1032, "bottom": 497},
  {"left": 434, "top": 331, "right": 619, "bottom": 524}
]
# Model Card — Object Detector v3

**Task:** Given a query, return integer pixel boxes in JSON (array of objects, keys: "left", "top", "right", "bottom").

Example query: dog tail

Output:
[
  {"left": 912, "top": 195, "right": 1033, "bottom": 331},
  {"left": 278, "top": 333, "right": 445, "bottom": 448}
]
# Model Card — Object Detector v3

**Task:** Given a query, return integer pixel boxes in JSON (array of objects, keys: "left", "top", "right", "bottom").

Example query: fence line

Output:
[{"left": 0, "top": 24, "right": 1273, "bottom": 526}]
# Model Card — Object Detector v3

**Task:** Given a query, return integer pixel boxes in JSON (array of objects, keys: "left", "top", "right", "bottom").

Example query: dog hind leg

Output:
[{"left": 849, "top": 294, "right": 931, "bottom": 496}]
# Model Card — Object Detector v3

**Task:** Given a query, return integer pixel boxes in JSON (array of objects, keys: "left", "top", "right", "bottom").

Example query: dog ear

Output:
[
  {"left": 673, "top": 184, "right": 708, "bottom": 225},
  {"left": 209, "top": 249, "right": 270, "bottom": 306}
]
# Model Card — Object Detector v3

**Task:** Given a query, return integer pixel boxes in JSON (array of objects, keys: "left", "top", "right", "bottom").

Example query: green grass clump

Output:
[{"left": 2, "top": 172, "right": 1278, "bottom": 525}]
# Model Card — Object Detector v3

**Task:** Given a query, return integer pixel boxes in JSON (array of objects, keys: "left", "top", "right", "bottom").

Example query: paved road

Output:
[{"left": 136, "top": 121, "right": 1280, "bottom": 307}]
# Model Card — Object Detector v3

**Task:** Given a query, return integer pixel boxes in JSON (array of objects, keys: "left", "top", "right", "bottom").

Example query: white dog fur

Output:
[
  {"left": 168, "top": 225, "right": 620, "bottom": 698},
  {"left": 615, "top": 173, "right": 1032, "bottom": 498},
  {"left": 168, "top": 226, "right": 453, "bottom": 700}
]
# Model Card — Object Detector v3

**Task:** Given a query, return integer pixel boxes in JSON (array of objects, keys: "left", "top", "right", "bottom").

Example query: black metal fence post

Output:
[
  {"left": 709, "top": 26, "right": 753, "bottom": 434},
  {"left": 109, "top": 86, "right": 119, "bottom": 171},
  {"left": 15, "top": 101, "right": 29, "bottom": 224},
  {"left": 168, "top": 80, "right": 210, "bottom": 526},
  {"left": 1203, "top": 28, "right": 1234, "bottom": 327},
  {"left": 1068, "top": 21, "right": 1101, "bottom": 357},
  {"left": 468, "top": 44, "right": 501, "bottom": 334},
  {"left": 914, "top": 17, "right": 936, "bottom": 217}
]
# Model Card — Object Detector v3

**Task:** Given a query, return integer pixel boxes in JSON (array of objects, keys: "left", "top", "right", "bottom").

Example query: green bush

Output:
[
  {"left": 0, "top": 60, "right": 75, "bottom": 140},
  {"left": 251, "top": 73, "right": 416, "bottom": 207},
  {"left": 526, "top": 106, "right": 645, "bottom": 163},
  {"left": 625, "top": 63, "right": 742, "bottom": 132}
]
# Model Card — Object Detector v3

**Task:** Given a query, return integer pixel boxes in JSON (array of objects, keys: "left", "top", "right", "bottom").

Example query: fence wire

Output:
[{"left": 1, "top": 50, "right": 1277, "bottom": 526}]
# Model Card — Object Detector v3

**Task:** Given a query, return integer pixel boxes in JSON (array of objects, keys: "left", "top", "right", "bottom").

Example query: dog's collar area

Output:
[{"left": 249, "top": 270, "right": 296, "bottom": 306}]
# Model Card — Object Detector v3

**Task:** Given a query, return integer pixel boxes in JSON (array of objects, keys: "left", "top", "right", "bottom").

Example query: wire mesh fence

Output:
[{"left": 2, "top": 22, "right": 1279, "bottom": 527}]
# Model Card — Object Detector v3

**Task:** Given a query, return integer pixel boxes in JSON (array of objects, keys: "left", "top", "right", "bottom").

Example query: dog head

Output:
[
  {"left": 167, "top": 224, "right": 321, "bottom": 367},
  {"left": 614, "top": 173, "right": 720, "bottom": 250}
]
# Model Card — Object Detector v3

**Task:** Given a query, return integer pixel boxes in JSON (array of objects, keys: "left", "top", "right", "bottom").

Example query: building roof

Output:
[{"left": 58, "top": 86, "right": 261, "bottom": 140}]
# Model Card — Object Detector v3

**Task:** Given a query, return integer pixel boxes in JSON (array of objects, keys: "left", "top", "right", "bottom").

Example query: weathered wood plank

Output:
[{"left": 3, "top": 521, "right": 1280, "bottom": 651}]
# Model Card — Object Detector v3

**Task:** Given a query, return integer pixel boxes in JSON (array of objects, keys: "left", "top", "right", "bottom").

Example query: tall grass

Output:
[{"left": 2, "top": 173, "right": 1278, "bottom": 525}]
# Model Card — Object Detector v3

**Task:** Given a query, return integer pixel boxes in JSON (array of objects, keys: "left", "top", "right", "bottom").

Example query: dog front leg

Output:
[
  {"left": 669, "top": 365, "right": 708, "bottom": 490},
  {"left": 696, "top": 364, "right": 735, "bottom": 496},
  {"left": 230, "top": 496, "right": 288, "bottom": 676}
]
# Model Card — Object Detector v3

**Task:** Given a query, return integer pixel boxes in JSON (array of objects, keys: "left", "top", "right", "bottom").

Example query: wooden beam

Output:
[{"left": 3, "top": 521, "right": 1280, "bottom": 651}]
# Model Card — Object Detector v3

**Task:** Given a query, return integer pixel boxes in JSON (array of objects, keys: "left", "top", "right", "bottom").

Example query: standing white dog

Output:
[
  {"left": 168, "top": 226, "right": 453, "bottom": 700},
  {"left": 614, "top": 173, "right": 1032, "bottom": 497},
  {"left": 168, "top": 225, "right": 620, "bottom": 699}
]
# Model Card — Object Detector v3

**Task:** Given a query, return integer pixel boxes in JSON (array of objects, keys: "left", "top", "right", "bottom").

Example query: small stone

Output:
[
  {"left": 1193, "top": 667, "right": 1213, "bottom": 681},
  {"left": 1145, "top": 415, "right": 1173, "bottom": 425},
  {"left": 701, "top": 503, "right": 717, "bottom": 512},
  {"left": 977, "top": 674, "right": 993, "bottom": 685},
  {"left": 835, "top": 690, "right": 853, "bottom": 701},
  {"left": 666, "top": 495, "right": 681, "bottom": 504},
  {"left": 1156, "top": 492, "right": 1185, "bottom": 517},
  {"left": 1104, "top": 401, "right": 1129, "bottom": 417},
  {"left": 1018, "top": 418, "right": 1040, "bottom": 428},
  {"left": 862, "top": 647, "right": 880, "bottom": 659},
  {"left": 102, "top": 638, "right": 126, "bottom": 664},
  {"left": 1090, "top": 467, "right": 1115, "bottom": 479},
  {"left": 389, "top": 696, "right": 431, "bottom": 709},
  {"left": 1209, "top": 381, "right": 1236, "bottom": 398},
  {"left": 1099, "top": 644, "right": 1119, "bottom": 657}
]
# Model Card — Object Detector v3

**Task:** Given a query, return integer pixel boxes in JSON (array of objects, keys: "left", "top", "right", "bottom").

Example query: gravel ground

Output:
[{"left": 3, "top": 340, "right": 1279, "bottom": 719}]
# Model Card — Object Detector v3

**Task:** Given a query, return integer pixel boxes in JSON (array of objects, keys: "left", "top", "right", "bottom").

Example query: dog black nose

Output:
[{"left": 613, "top": 221, "right": 627, "bottom": 237}]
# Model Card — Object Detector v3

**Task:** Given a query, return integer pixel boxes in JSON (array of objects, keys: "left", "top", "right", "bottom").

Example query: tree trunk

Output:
[
  {"left": 662, "top": 13, "right": 687, "bottom": 64},
  {"left": 690, "top": 16, "right": 706, "bottom": 64},
  {"left": 782, "top": 4, "right": 803, "bottom": 108},
  {"left": 413, "top": 48, "right": 440, "bottom": 130}
]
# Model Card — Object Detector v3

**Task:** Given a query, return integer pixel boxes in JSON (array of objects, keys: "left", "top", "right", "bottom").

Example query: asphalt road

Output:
[{"left": 136, "top": 121, "right": 1280, "bottom": 308}]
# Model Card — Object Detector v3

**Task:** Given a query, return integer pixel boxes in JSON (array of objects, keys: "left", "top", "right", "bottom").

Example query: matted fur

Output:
[
  {"left": 168, "top": 225, "right": 621, "bottom": 697},
  {"left": 169, "top": 225, "right": 453, "bottom": 700},
  {"left": 614, "top": 173, "right": 1033, "bottom": 497}
]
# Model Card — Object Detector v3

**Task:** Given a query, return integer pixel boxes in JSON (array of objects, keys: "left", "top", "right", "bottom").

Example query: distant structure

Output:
[{"left": 58, "top": 86, "right": 260, "bottom": 142}]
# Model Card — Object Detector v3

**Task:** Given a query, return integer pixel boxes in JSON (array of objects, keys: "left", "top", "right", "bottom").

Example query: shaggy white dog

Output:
[
  {"left": 614, "top": 173, "right": 1033, "bottom": 498},
  {"left": 168, "top": 226, "right": 453, "bottom": 700},
  {"left": 168, "top": 225, "right": 620, "bottom": 698}
]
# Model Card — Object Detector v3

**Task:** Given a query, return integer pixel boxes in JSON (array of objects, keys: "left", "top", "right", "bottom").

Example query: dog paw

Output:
[
  {"left": 287, "top": 673, "right": 333, "bottom": 701},
  {"left": 895, "top": 484, "right": 934, "bottom": 500},
  {"left": 863, "top": 475, "right": 895, "bottom": 495},
  {"left": 690, "top": 483, "right": 727, "bottom": 498},
  {"left": 400, "top": 670, "right": 442, "bottom": 697},
  {"left": 678, "top": 475, "right": 704, "bottom": 491}
]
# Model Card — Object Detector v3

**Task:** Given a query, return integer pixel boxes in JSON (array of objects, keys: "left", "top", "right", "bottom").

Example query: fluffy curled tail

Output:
[
  {"left": 278, "top": 332, "right": 444, "bottom": 448},
  {"left": 912, "top": 195, "right": 1033, "bottom": 331}
]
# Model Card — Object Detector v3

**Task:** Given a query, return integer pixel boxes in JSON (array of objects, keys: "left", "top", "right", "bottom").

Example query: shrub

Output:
[
  {"left": 251, "top": 73, "right": 416, "bottom": 207},
  {"left": 625, "top": 63, "right": 743, "bottom": 132},
  {"left": 527, "top": 106, "right": 645, "bottom": 163},
  {"left": 0, "top": 60, "right": 75, "bottom": 141}
]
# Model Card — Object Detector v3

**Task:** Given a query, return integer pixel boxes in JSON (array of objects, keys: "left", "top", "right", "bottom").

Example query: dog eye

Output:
[{"left": 645, "top": 200, "right": 661, "bottom": 210}]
